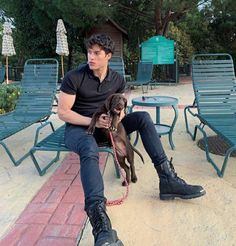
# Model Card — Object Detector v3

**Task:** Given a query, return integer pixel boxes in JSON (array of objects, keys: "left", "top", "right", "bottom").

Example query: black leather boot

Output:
[
  {"left": 156, "top": 158, "right": 206, "bottom": 200},
  {"left": 86, "top": 201, "right": 124, "bottom": 246}
]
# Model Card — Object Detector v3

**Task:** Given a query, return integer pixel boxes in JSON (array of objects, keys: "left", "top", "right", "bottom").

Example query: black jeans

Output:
[{"left": 65, "top": 111, "right": 167, "bottom": 209}]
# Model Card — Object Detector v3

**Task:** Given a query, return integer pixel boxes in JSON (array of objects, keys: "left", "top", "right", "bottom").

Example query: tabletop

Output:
[{"left": 131, "top": 96, "right": 178, "bottom": 107}]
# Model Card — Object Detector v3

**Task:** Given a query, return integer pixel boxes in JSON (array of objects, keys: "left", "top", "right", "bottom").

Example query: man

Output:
[{"left": 58, "top": 33, "right": 206, "bottom": 246}]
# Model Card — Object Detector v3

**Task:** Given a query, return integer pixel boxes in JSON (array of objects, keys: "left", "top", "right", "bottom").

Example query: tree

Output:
[
  {"left": 110, "top": 0, "right": 211, "bottom": 36},
  {"left": 167, "top": 22, "right": 194, "bottom": 65},
  {"left": 0, "top": 0, "right": 112, "bottom": 68},
  {"left": 206, "top": 0, "right": 236, "bottom": 52},
  {"left": 1, "top": 0, "right": 236, "bottom": 71},
  {"left": 178, "top": 0, "right": 236, "bottom": 59},
  {"left": 108, "top": 0, "right": 206, "bottom": 71}
]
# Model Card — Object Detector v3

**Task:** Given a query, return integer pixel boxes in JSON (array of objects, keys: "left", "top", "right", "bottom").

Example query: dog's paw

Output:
[
  {"left": 131, "top": 176, "right": 138, "bottom": 183},
  {"left": 87, "top": 128, "right": 94, "bottom": 135},
  {"left": 122, "top": 180, "right": 129, "bottom": 186}
]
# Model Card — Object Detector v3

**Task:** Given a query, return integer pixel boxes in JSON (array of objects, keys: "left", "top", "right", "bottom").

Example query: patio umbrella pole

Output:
[
  {"left": 6, "top": 56, "right": 9, "bottom": 84},
  {"left": 56, "top": 19, "right": 69, "bottom": 79},
  {"left": 61, "top": 55, "right": 64, "bottom": 78},
  {"left": 2, "top": 22, "right": 16, "bottom": 83}
]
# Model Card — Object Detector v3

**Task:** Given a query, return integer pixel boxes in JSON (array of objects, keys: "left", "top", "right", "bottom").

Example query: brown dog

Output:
[{"left": 87, "top": 93, "right": 144, "bottom": 185}]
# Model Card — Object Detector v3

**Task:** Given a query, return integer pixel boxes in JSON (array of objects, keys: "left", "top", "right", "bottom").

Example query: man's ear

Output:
[{"left": 107, "top": 53, "right": 112, "bottom": 61}]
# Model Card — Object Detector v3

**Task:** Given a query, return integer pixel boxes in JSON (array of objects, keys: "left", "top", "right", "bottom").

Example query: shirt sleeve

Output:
[
  {"left": 60, "top": 70, "right": 78, "bottom": 95},
  {"left": 116, "top": 76, "right": 126, "bottom": 94}
]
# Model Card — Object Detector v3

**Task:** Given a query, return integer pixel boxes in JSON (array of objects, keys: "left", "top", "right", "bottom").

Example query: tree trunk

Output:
[
  {"left": 154, "top": 0, "right": 164, "bottom": 35},
  {"left": 154, "top": 1, "right": 187, "bottom": 36}
]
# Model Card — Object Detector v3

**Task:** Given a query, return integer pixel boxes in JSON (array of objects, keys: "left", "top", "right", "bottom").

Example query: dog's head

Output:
[{"left": 105, "top": 93, "right": 127, "bottom": 116}]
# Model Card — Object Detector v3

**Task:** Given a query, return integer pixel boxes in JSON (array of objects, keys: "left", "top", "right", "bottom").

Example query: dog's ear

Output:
[
  {"left": 124, "top": 96, "right": 127, "bottom": 109},
  {"left": 105, "top": 94, "right": 113, "bottom": 111},
  {"left": 121, "top": 95, "right": 127, "bottom": 109}
]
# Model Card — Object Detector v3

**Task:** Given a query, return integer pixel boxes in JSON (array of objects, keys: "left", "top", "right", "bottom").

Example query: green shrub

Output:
[{"left": 0, "top": 84, "right": 21, "bottom": 114}]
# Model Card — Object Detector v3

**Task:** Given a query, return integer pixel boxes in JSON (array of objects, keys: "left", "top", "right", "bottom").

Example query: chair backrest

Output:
[
  {"left": 21, "top": 58, "right": 58, "bottom": 90},
  {"left": 0, "top": 65, "right": 5, "bottom": 83},
  {"left": 192, "top": 53, "right": 236, "bottom": 116},
  {"left": 136, "top": 61, "right": 153, "bottom": 82},
  {"left": 109, "top": 56, "right": 125, "bottom": 79},
  {"left": 14, "top": 58, "right": 59, "bottom": 117}
]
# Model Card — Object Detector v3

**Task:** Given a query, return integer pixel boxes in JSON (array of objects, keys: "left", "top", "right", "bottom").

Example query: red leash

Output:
[{"left": 106, "top": 131, "right": 129, "bottom": 206}]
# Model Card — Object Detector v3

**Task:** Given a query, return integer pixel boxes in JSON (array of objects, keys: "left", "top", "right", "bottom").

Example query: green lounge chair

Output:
[
  {"left": 0, "top": 58, "right": 58, "bottom": 166},
  {"left": 0, "top": 65, "right": 5, "bottom": 83},
  {"left": 184, "top": 53, "right": 236, "bottom": 177},
  {"left": 109, "top": 56, "right": 125, "bottom": 79}
]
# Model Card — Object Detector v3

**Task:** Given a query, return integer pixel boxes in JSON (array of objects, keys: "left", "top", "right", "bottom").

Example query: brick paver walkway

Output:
[{"left": 0, "top": 152, "right": 108, "bottom": 246}]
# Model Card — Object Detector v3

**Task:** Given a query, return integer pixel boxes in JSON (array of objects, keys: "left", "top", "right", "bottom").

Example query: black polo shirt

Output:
[{"left": 60, "top": 64, "right": 126, "bottom": 117}]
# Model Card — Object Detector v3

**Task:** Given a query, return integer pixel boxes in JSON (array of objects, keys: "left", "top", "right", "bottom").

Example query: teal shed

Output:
[{"left": 141, "top": 36, "right": 174, "bottom": 64}]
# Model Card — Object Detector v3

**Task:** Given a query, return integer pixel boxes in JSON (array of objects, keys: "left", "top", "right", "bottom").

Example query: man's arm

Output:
[
  {"left": 58, "top": 91, "right": 110, "bottom": 128},
  {"left": 57, "top": 91, "right": 92, "bottom": 126}
]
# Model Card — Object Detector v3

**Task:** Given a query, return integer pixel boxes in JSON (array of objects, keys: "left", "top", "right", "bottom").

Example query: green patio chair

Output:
[
  {"left": 0, "top": 65, "right": 5, "bottom": 83},
  {"left": 29, "top": 57, "right": 131, "bottom": 177},
  {"left": 126, "top": 61, "right": 153, "bottom": 93},
  {"left": 184, "top": 53, "right": 236, "bottom": 177},
  {"left": 0, "top": 58, "right": 58, "bottom": 166}
]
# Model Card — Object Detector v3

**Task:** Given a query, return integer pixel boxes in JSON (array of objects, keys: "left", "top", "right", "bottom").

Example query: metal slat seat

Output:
[{"left": 29, "top": 123, "right": 120, "bottom": 178}]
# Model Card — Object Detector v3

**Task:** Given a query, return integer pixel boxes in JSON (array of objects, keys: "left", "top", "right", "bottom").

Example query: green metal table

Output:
[{"left": 130, "top": 96, "right": 179, "bottom": 149}]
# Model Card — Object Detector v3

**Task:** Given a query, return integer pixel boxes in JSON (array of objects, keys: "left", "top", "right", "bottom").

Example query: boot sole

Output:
[
  {"left": 99, "top": 230, "right": 124, "bottom": 246},
  {"left": 101, "top": 240, "right": 124, "bottom": 246},
  {"left": 160, "top": 190, "right": 206, "bottom": 200}
]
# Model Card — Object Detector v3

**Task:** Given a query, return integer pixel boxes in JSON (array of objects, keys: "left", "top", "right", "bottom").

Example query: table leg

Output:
[
  {"left": 129, "top": 105, "right": 139, "bottom": 146},
  {"left": 155, "top": 106, "right": 160, "bottom": 124},
  {"left": 168, "top": 105, "right": 178, "bottom": 150}
]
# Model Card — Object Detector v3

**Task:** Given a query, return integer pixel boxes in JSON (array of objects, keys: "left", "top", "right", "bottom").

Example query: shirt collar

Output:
[{"left": 86, "top": 64, "right": 113, "bottom": 82}]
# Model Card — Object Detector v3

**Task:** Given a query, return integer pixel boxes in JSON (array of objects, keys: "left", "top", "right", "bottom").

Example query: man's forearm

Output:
[{"left": 58, "top": 110, "right": 91, "bottom": 126}]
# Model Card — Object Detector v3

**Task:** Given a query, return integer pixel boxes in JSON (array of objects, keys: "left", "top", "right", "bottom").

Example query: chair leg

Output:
[
  {"left": 184, "top": 105, "right": 197, "bottom": 140},
  {"left": 194, "top": 125, "right": 233, "bottom": 178},
  {"left": 113, "top": 155, "right": 121, "bottom": 179},
  {"left": 29, "top": 149, "right": 60, "bottom": 176},
  {"left": 220, "top": 146, "right": 236, "bottom": 177},
  {"left": 141, "top": 84, "right": 149, "bottom": 94},
  {"left": 99, "top": 148, "right": 121, "bottom": 179},
  {"left": 0, "top": 141, "right": 31, "bottom": 166},
  {"left": 132, "top": 131, "right": 139, "bottom": 147}
]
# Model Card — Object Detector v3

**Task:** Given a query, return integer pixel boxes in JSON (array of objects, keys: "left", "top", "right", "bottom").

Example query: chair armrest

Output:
[{"left": 33, "top": 121, "right": 55, "bottom": 146}]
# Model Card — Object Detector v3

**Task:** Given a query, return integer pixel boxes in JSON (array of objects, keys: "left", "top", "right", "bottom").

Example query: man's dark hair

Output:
[{"left": 85, "top": 33, "right": 115, "bottom": 54}]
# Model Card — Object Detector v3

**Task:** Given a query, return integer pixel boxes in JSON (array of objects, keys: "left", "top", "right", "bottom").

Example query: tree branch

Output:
[{"left": 108, "top": 1, "right": 154, "bottom": 22}]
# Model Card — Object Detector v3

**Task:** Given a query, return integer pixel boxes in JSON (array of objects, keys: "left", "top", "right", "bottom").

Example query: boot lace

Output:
[
  {"left": 168, "top": 158, "right": 186, "bottom": 185},
  {"left": 90, "top": 203, "right": 111, "bottom": 236}
]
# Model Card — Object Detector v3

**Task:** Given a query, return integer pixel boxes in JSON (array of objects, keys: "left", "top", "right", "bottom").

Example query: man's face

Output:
[{"left": 87, "top": 44, "right": 112, "bottom": 71}]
